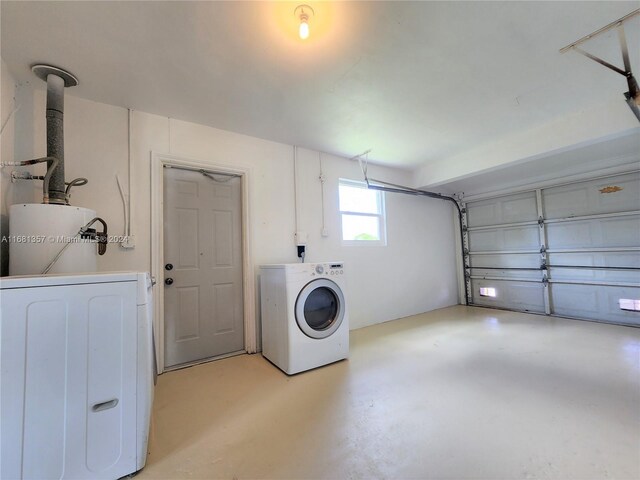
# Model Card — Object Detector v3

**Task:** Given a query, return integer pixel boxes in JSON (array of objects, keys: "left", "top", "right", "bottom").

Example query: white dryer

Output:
[
  {"left": 260, "top": 262, "right": 349, "bottom": 374},
  {"left": 0, "top": 272, "right": 154, "bottom": 480}
]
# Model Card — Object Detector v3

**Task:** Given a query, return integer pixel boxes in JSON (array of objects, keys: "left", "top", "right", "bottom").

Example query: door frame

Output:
[{"left": 151, "top": 152, "right": 256, "bottom": 374}]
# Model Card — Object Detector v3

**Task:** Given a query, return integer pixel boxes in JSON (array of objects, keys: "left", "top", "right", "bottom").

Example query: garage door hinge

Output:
[
  {"left": 538, "top": 216, "right": 544, "bottom": 226},
  {"left": 464, "top": 248, "right": 469, "bottom": 255},
  {"left": 542, "top": 274, "right": 549, "bottom": 286},
  {"left": 539, "top": 245, "right": 546, "bottom": 253},
  {"left": 462, "top": 225, "right": 468, "bottom": 232},
  {"left": 540, "top": 259, "right": 547, "bottom": 270}
]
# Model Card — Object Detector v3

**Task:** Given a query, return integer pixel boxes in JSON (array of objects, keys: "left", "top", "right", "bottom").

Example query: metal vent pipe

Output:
[
  {"left": 45, "top": 74, "right": 65, "bottom": 203},
  {"left": 31, "top": 64, "right": 78, "bottom": 204}
]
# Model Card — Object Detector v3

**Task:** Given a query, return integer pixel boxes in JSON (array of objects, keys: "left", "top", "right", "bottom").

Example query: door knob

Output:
[
  {"left": 165, "top": 263, "right": 173, "bottom": 271},
  {"left": 165, "top": 278, "right": 174, "bottom": 286}
]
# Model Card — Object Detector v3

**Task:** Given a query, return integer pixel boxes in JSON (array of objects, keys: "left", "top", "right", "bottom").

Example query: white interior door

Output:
[
  {"left": 463, "top": 171, "right": 640, "bottom": 326},
  {"left": 163, "top": 166, "right": 244, "bottom": 368}
]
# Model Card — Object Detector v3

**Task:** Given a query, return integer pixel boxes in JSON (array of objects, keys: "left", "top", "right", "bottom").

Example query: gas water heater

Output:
[{"left": 3, "top": 65, "right": 108, "bottom": 275}]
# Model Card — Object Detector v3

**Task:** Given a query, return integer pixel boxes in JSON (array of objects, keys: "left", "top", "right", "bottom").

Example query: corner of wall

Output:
[{"left": 1, "top": 60, "right": 19, "bottom": 275}]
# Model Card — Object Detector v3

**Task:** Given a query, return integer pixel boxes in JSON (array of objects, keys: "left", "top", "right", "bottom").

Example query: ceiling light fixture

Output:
[{"left": 294, "top": 4, "right": 314, "bottom": 40}]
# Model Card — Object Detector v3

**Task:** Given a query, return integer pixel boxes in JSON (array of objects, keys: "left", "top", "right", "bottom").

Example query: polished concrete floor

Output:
[{"left": 139, "top": 306, "right": 640, "bottom": 479}]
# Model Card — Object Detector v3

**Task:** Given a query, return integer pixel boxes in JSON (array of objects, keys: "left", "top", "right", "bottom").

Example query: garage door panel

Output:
[
  {"left": 601, "top": 216, "right": 640, "bottom": 246},
  {"left": 469, "top": 253, "right": 540, "bottom": 269},
  {"left": 467, "top": 191, "right": 538, "bottom": 227},
  {"left": 551, "top": 284, "right": 640, "bottom": 325},
  {"left": 546, "top": 216, "right": 640, "bottom": 249},
  {"left": 468, "top": 226, "right": 539, "bottom": 252},
  {"left": 549, "top": 252, "right": 640, "bottom": 283},
  {"left": 550, "top": 267, "right": 640, "bottom": 284},
  {"left": 471, "top": 268, "right": 542, "bottom": 280},
  {"left": 471, "top": 279, "right": 545, "bottom": 313},
  {"left": 548, "top": 252, "right": 640, "bottom": 268},
  {"left": 542, "top": 172, "right": 640, "bottom": 219}
]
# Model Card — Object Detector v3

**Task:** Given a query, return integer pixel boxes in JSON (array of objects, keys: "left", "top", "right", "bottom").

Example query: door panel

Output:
[
  {"left": 543, "top": 172, "right": 640, "bottom": 219},
  {"left": 466, "top": 191, "right": 538, "bottom": 227},
  {"left": 469, "top": 253, "right": 540, "bottom": 268},
  {"left": 548, "top": 252, "right": 640, "bottom": 284},
  {"left": 212, "top": 210, "right": 233, "bottom": 265},
  {"left": 164, "top": 167, "right": 244, "bottom": 368},
  {"left": 471, "top": 279, "right": 545, "bottom": 313},
  {"left": 468, "top": 225, "right": 539, "bottom": 252},
  {"left": 213, "top": 283, "right": 235, "bottom": 333},
  {"left": 546, "top": 217, "right": 640, "bottom": 249},
  {"left": 176, "top": 286, "right": 200, "bottom": 341},
  {"left": 177, "top": 208, "right": 199, "bottom": 268},
  {"left": 550, "top": 284, "right": 640, "bottom": 325},
  {"left": 1, "top": 282, "right": 138, "bottom": 479}
]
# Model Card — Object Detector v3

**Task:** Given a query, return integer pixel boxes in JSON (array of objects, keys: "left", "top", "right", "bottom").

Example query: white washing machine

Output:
[
  {"left": 260, "top": 262, "right": 349, "bottom": 374},
  {"left": 0, "top": 272, "right": 155, "bottom": 480}
]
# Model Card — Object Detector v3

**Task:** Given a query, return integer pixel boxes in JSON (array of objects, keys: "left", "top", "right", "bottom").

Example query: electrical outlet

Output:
[
  {"left": 321, "top": 228, "right": 329, "bottom": 237},
  {"left": 121, "top": 234, "right": 136, "bottom": 249},
  {"left": 295, "top": 231, "right": 308, "bottom": 246}
]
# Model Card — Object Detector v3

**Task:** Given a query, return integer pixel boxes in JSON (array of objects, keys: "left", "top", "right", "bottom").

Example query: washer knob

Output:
[{"left": 315, "top": 265, "right": 324, "bottom": 274}]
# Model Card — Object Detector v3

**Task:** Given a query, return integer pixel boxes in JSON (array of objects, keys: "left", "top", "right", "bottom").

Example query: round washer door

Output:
[{"left": 295, "top": 278, "right": 345, "bottom": 339}]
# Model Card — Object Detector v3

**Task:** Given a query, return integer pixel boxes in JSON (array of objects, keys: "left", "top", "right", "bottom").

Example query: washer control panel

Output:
[{"left": 311, "top": 263, "right": 344, "bottom": 276}]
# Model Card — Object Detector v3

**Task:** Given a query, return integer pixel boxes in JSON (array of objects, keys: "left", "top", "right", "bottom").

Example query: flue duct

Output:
[
  {"left": 2, "top": 65, "right": 109, "bottom": 276},
  {"left": 31, "top": 64, "right": 78, "bottom": 204}
]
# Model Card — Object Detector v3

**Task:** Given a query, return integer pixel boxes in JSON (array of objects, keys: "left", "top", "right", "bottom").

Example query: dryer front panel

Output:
[{"left": 295, "top": 279, "right": 345, "bottom": 339}]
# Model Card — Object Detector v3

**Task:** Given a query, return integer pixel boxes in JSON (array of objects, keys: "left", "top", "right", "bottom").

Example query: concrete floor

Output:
[{"left": 138, "top": 306, "right": 640, "bottom": 479}]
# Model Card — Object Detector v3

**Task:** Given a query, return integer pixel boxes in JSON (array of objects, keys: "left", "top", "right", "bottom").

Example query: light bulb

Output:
[
  {"left": 294, "top": 5, "right": 314, "bottom": 40},
  {"left": 299, "top": 19, "right": 309, "bottom": 40}
]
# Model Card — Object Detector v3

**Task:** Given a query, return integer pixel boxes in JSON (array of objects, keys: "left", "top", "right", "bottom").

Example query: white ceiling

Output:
[{"left": 2, "top": 1, "right": 639, "bottom": 170}]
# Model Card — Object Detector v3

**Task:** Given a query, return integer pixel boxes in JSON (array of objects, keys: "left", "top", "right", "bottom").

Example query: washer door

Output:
[{"left": 295, "top": 278, "right": 345, "bottom": 339}]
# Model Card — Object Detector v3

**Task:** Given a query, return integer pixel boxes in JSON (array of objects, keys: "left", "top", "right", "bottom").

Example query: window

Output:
[
  {"left": 619, "top": 298, "right": 640, "bottom": 312},
  {"left": 339, "top": 179, "right": 386, "bottom": 245},
  {"left": 479, "top": 287, "right": 497, "bottom": 297}
]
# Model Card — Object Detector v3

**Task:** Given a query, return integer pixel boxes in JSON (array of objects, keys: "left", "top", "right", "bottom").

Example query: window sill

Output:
[{"left": 342, "top": 240, "right": 387, "bottom": 247}]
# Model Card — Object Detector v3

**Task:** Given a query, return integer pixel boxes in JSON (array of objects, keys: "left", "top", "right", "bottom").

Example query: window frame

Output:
[{"left": 338, "top": 178, "right": 387, "bottom": 247}]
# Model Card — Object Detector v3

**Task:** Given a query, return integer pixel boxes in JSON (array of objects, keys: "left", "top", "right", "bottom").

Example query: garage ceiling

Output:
[{"left": 1, "top": 1, "right": 639, "bottom": 170}]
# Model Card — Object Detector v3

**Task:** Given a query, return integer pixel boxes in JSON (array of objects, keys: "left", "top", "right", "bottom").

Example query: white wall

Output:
[
  {"left": 1, "top": 61, "right": 18, "bottom": 275},
  {"left": 1, "top": 81, "right": 460, "bottom": 331}
]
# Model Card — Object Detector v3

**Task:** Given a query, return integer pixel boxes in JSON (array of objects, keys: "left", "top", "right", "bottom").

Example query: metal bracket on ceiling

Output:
[{"left": 560, "top": 9, "right": 640, "bottom": 122}]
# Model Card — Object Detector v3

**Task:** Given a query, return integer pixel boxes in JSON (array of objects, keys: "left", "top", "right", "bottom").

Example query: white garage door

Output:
[{"left": 463, "top": 171, "right": 640, "bottom": 326}]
